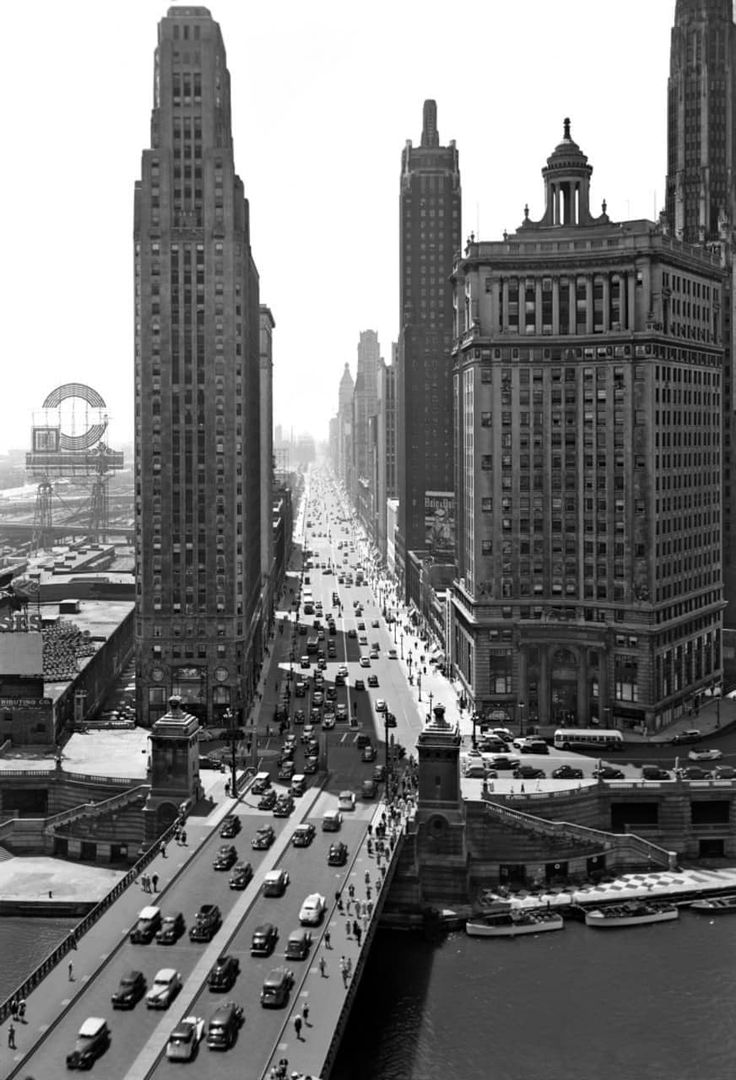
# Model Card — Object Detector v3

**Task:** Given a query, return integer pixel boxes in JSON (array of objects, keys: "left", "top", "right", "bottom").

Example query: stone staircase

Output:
[
  {"left": 484, "top": 799, "right": 676, "bottom": 870},
  {"left": 43, "top": 785, "right": 149, "bottom": 837}
]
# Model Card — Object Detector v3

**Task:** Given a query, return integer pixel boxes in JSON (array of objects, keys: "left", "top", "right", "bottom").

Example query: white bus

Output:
[{"left": 553, "top": 728, "right": 624, "bottom": 752}]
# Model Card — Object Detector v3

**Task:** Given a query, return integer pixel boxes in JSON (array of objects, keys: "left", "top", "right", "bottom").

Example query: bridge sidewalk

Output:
[{"left": 1, "top": 781, "right": 231, "bottom": 1080}]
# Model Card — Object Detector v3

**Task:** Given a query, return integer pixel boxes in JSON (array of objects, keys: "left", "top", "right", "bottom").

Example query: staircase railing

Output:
[
  {"left": 43, "top": 784, "right": 149, "bottom": 836},
  {"left": 484, "top": 799, "right": 676, "bottom": 869}
]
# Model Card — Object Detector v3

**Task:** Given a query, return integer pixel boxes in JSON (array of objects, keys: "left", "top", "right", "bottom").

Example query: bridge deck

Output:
[{"left": 3, "top": 772, "right": 404, "bottom": 1080}]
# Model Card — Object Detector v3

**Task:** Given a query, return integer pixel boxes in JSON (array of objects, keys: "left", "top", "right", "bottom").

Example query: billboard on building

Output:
[{"left": 424, "top": 492, "right": 455, "bottom": 553}]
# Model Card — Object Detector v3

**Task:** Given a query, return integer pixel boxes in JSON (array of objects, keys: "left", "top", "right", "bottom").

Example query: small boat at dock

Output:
[
  {"left": 690, "top": 894, "right": 736, "bottom": 915},
  {"left": 466, "top": 908, "right": 564, "bottom": 937},
  {"left": 584, "top": 901, "right": 679, "bottom": 928}
]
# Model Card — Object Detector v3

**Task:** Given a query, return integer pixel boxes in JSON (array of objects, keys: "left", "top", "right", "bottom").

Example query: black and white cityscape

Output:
[{"left": 1, "top": 3, "right": 736, "bottom": 1079}]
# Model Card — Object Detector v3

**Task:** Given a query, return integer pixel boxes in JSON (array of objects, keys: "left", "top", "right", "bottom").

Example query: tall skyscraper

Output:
[
  {"left": 352, "top": 330, "right": 381, "bottom": 533},
  {"left": 397, "top": 101, "right": 461, "bottom": 600},
  {"left": 451, "top": 123, "right": 724, "bottom": 733},
  {"left": 666, "top": 0, "right": 736, "bottom": 626},
  {"left": 134, "top": 6, "right": 264, "bottom": 727},
  {"left": 666, "top": 0, "right": 736, "bottom": 245},
  {"left": 336, "top": 362, "right": 354, "bottom": 491}
]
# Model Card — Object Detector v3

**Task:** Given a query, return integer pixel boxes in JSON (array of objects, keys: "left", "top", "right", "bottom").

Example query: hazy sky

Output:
[{"left": 1, "top": 0, "right": 675, "bottom": 455}]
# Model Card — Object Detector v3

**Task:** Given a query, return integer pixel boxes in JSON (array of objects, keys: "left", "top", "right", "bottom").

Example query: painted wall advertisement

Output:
[{"left": 424, "top": 492, "right": 455, "bottom": 553}]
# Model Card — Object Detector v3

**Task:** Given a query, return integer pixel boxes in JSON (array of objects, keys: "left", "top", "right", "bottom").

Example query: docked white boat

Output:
[
  {"left": 585, "top": 901, "right": 679, "bottom": 928},
  {"left": 466, "top": 909, "right": 564, "bottom": 937},
  {"left": 690, "top": 894, "right": 736, "bottom": 915}
]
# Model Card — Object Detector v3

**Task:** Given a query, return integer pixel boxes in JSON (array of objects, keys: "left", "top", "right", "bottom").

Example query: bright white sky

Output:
[{"left": 1, "top": 0, "right": 675, "bottom": 455}]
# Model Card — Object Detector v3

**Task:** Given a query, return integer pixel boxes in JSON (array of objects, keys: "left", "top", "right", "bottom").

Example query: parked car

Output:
[
  {"left": 680, "top": 766, "right": 710, "bottom": 779},
  {"left": 515, "top": 737, "right": 549, "bottom": 755},
  {"left": 641, "top": 765, "right": 672, "bottom": 780},
  {"left": 514, "top": 765, "right": 546, "bottom": 779},
  {"left": 156, "top": 911, "right": 186, "bottom": 944},
  {"left": 189, "top": 904, "right": 222, "bottom": 942},
  {"left": 551, "top": 765, "right": 584, "bottom": 780},
  {"left": 252, "top": 825, "right": 276, "bottom": 850},
  {"left": 146, "top": 968, "right": 182, "bottom": 1009},
  {"left": 206, "top": 1001, "right": 244, "bottom": 1050},
  {"left": 328, "top": 841, "right": 348, "bottom": 866},
  {"left": 213, "top": 844, "right": 238, "bottom": 871},
  {"left": 219, "top": 814, "right": 241, "bottom": 839},
  {"left": 709, "top": 765, "right": 736, "bottom": 779},
  {"left": 166, "top": 1016, "right": 205, "bottom": 1062},
  {"left": 592, "top": 765, "right": 625, "bottom": 780},
  {"left": 488, "top": 755, "right": 520, "bottom": 770},
  {"left": 251, "top": 923, "right": 279, "bottom": 956},
  {"left": 292, "top": 823, "right": 316, "bottom": 847},
  {"left": 228, "top": 862, "right": 253, "bottom": 890},
  {"left": 688, "top": 748, "right": 723, "bottom": 761},
  {"left": 671, "top": 729, "right": 702, "bottom": 745},
  {"left": 111, "top": 969, "right": 146, "bottom": 1009},
  {"left": 299, "top": 893, "right": 326, "bottom": 926},
  {"left": 285, "top": 928, "right": 313, "bottom": 960},
  {"left": 208, "top": 954, "right": 240, "bottom": 992},
  {"left": 260, "top": 966, "right": 295, "bottom": 1008}
]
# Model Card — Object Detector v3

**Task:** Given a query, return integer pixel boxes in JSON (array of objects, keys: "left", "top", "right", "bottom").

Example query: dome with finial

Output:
[
  {"left": 544, "top": 117, "right": 591, "bottom": 174},
  {"left": 518, "top": 119, "right": 607, "bottom": 231}
]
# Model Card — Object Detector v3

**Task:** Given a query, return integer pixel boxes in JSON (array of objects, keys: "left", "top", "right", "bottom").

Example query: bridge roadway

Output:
[{"left": 8, "top": 772, "right": 401, "bottom": 1080}]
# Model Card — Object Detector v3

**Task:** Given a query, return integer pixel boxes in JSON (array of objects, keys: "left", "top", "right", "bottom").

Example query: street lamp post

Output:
[
  {"left": 384, "top": 705, "right": 391, "bottom": 791},
  {"left": 518, "top": 702, "right": 525, "bottom": 738},
  {"left": 471, "top": 711, "right": 480, "bottom": 749},
  {"left": 407, "top": 652, "right": 413, "bottom": 679},
  {"left": 418, "top": 674, "right": 422, "bottom": 702},
  {"left": 400, "top": 632, "right": 404, "bottom": 660},
  {"left": 428, "top": 690, "right": 434, "bottom": 720},
  {"left": 393, "top": 619, "right": 397, "bottom": 644}
]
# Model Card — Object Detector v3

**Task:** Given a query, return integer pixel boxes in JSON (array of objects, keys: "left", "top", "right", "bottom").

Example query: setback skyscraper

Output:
[
  {"left": 397, "top": 101, "right": 461, "bottom": 602},
  {"left": 134, "top": 6, "right": 264, "bottom": 727}
]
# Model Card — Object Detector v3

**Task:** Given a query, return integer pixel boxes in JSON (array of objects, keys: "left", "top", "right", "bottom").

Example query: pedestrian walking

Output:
[
  {"left": 160, "top": 843, "right": 167, "bottom": 858},
  {"left": 141, "top": 873, "right": 149, "bottom": 893},
  {"left": 318, "top": 956, "right": 327, "bottom": 977},
  {"left": 9, "top": 1001, "right": 17, "bottom": 1023},
  {"left": 324, "top": 929, "right": 331, "bottom": 949},
  {"left": 180, "top": 830, "right": 187, "bottom": 845},
  {"left": 17, "top": 999, "right": 26, "bottom": 1024},
  {"left": 151, "top": 873, "right": 159, "bottom": 892},
  {"left": 364, "top": 870, "right": 370, "bottom": 886},
  {"left": 346, "top": 919, "right": 352, "bottom": 938},
  {"left": 345, "top": 957, "right": 353, "bottom": 977},
  {"left": 8, "top": 1022, "right": 15, "bottom": 1049},
  {"left": 68, "top": 961, "right": 74, "bottom": 981},
  {"left": 348, "top": 883, "right": 355, "bottom": 899},
  {"left": 303, "top": 1003, "right": 310, "bottom": 1025},
  {"left": 293, "top": 1014, "right": 303, "bottom": 1041}
]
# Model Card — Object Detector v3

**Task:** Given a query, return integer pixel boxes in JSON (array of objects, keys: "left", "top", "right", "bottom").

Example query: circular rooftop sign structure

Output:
[{"left": 41, "top": 383, "right": 108, "bottom": 451}]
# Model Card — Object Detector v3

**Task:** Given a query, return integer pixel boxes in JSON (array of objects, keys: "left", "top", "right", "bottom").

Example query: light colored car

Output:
[
  {"left": 338, "top": 665, "right": 349, "bottom": 677},
  {"left": 375, "top": 699, "right": 387, "bottom": 712},
  {"left": 146, "top": 968, "right": 182, "bottom": 1009},
  {"left": 299, "top": 892, "right": 327, "bottom": 926},
  {"left": 360, "top": 656, "right": 371, "bottom": 668},
  {"left": 688, "top": 747, "right": 723, "bottom": 761},
  {"left": 338, "top": 790, "right": 356, "bottom": 811},
  {"left": 387, "top": 648, "right": 398, "bottom": 659},
  {"left": 166, "top": 1016, "right": 205, "bottom": 1061}
]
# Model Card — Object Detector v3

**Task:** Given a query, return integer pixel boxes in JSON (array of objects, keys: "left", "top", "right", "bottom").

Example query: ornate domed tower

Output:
[{"left": 520, "top": 118, "right": 609, "bottom": 231}]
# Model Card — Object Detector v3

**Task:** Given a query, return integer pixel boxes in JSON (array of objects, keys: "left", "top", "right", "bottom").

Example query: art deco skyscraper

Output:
[
  {"left": 666, "top": 0, "right": 736, "bottom": 625},
  {"left": 666, "top": 0, "right": 736, "bottom": 245},
  {"left": 134, "top": 6, "right": 263, "bottom": 727},
  {"left": 397, "top": 101, "right": 461, "bottom": 600}
]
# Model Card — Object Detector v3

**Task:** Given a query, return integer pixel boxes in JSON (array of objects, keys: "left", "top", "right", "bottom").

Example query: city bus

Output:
[{"left": 553, "top": 728, "right": 624, "bottom": 753}]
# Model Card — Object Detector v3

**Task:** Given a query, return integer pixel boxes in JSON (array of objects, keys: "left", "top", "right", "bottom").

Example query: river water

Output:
[
  {"left": 334, "top": 915, "right": 736, "bottom": 1080},
  {"left": 3, "top": 912, "right": 734, "bottom": 1079}
]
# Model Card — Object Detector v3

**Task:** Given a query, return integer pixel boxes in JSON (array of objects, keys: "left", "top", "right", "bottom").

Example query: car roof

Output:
[
  {"left": 138, "top": 905, "right": 161, "bottom": 919},
  {"left": 79, "top": 1017, "right": 107, "bottom": 1036},
  {"left": 264, "top": 869, "right": 284, "bottom": 880}
]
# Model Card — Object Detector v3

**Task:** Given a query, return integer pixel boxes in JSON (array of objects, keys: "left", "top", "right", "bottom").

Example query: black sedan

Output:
[
  {"left": 207, "top": 954, "right": 240, "bottom": 992},
  {"left": 513, "top": 765, "right": 546, "bottom": 780},
  {"left": 219, "top": 815, "right": 241, "bottom": 839},
  {"left": 213, "top": 844, "right": 238, "bottom": 871},
  {"left": 327, "top": 841, "right": 348, "bottom": 866},
  {"left": 229, "top": 861, "right": 254, "bottom": 890},
  {"left": 111, "top": 969, "right": 146, "bottom": 1009},
  {"left": 258, "top": 790, "right": 277, "bottom": 811},
  {"left": 551, "top": 765, "right": 584, "bottom": 780},
  {"left": 156, "top": 912, "right": 186, "bottom": 944},
  {"left": 592, "top": 765, "right": 625, "bottom": 780}
]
